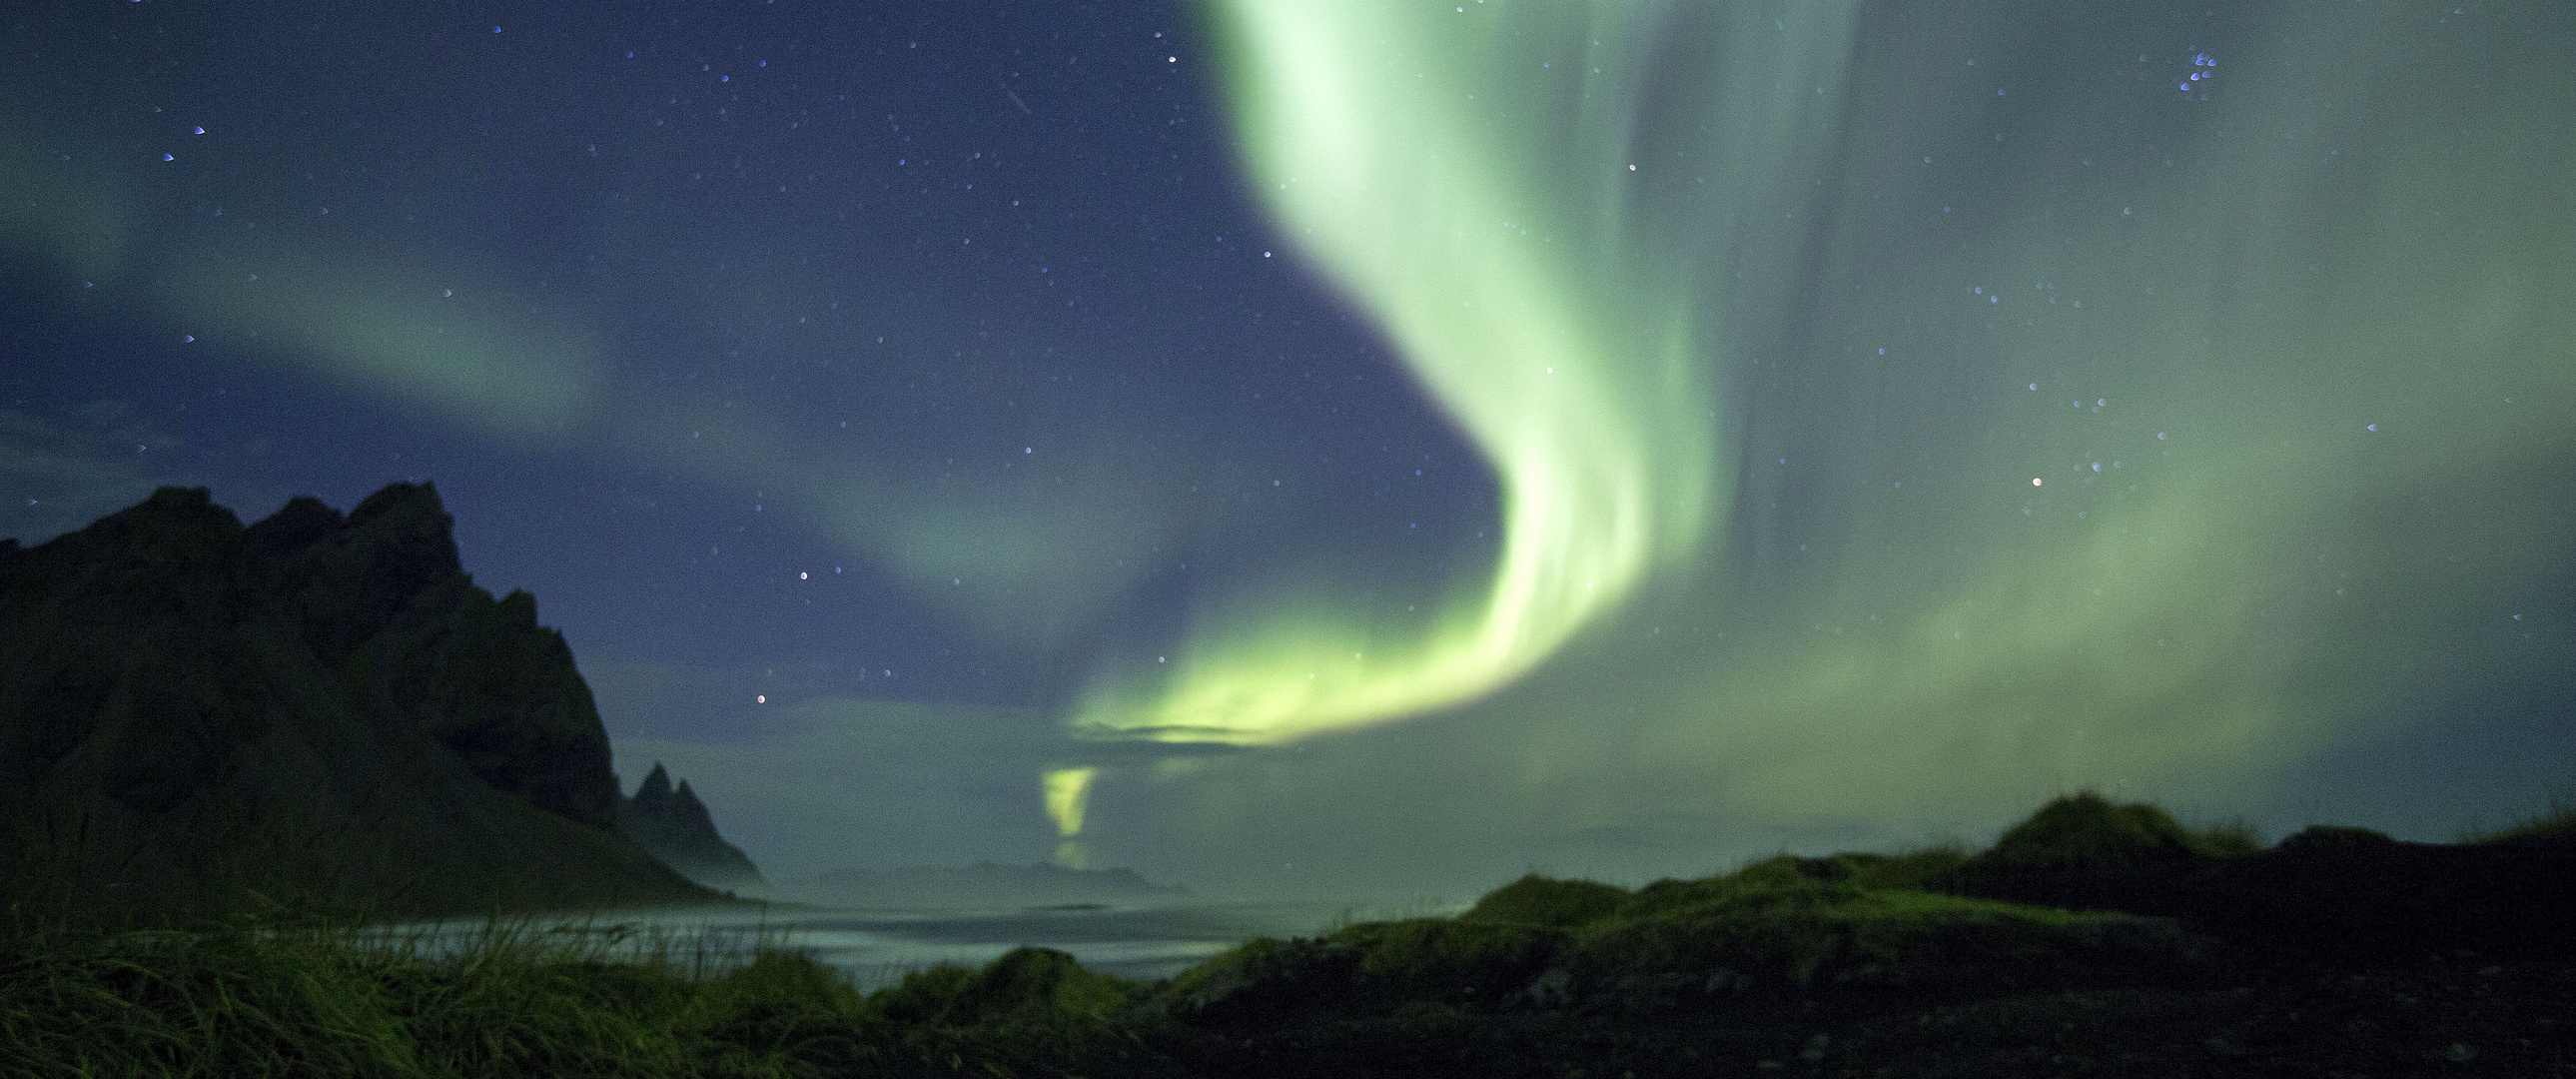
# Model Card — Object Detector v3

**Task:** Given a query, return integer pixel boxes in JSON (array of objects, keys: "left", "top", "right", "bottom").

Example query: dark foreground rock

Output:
[{"left": 0, "top": 484, "right": 712, "bottom": 922}]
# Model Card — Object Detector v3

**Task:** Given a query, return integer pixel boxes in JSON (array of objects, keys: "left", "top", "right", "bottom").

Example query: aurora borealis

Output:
[
  {"left": 1069, "top": 1, "right": 1750, "bottom": 747},
  {"left": 4, "top": 1, "right": 2571, "bottom": 899}
]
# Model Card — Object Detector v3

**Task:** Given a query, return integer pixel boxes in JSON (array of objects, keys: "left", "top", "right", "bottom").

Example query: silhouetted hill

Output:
[
  {"left": 790, "top": 862, "right": 1187, "bottom": 909},
  {"left": 1135, "top": 794, "right": 2576, "bottom": 1078},
  {"left": 617, "top": 762, "right": 764, "bottom": 889},
  {"left": 0, "top": 484, "right": 714, "bottom": 923},
  {"left": 1940, "top": 792, "right": 2576, "bottom": 967}
]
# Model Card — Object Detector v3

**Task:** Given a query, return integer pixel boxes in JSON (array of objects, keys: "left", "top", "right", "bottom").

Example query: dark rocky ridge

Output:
[
  {"left": 617, "top": 762, "right": 764, "bottom": 889},
  {"left": 0, "top": 484, "right": 713, "bottom": 922}
]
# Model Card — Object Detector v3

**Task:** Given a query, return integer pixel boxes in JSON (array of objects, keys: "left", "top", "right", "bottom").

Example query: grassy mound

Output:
[
  {"left": 1558, "top": 856, "right": 2191, "bottom": 996},
  {"left": 1977, "top": 792, "right": 2258, "bottom": 869},
  {"left": 1174, "top": 852, "right": 2197, "bottom": 1024},
  {"left": 1458, "top": 874, "right": 1626, "bottom": 929},
  {"left": 1165, "top": 917, "right": 1561, "bottom": 1024},
  {"left": 1937, "top": 792, "right": 2260, "bottom": 919},
  {"left": 1177, "top": 789, "right": 2576, "bottom": 1022},
  {"left": 1941, "top": 792, "right": 2576, "bottom": 964},
  {"left": 871, "top": 945, "right": 1151, "bottom": 1069}
]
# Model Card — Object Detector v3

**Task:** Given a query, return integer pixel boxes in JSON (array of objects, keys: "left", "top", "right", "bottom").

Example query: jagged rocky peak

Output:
[
  {"left": 0, "top": 483, "right": 705, "bottom": 920},
  {"left": 250, "top": 483, "right": 467, "bottom": 665},
  {"left": 617, "top": 762, "right": 764, "bottom": 889},
  {"left": 632, "top": 761, "right": 677, "bottom": 807},
  {"left": 249, "top": 482, "right": 619, "bottom": 824}
]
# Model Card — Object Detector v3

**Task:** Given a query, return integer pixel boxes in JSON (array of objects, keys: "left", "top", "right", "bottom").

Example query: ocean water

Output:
[{"left": 383, "top": 899, "right": 1459, "bottom": 989}]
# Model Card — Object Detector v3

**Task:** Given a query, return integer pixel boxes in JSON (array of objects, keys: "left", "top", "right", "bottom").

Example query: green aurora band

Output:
[
  {"left": 1059, "top": 0, "right": 2574, "bottom": 854},
  {"left": 1069, "top": 1, "right": 1867, "bottom": 748}
]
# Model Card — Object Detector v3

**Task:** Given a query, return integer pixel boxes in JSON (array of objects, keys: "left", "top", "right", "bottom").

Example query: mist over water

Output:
[{"left": 386, "top": 901, "right": 1435, "bottom": 989}]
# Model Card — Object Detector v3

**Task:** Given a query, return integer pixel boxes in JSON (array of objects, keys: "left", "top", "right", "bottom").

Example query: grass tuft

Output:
[
  {"left": 2461, "top": 791, "right": 2576, "bottom": 844},
  {"left": 0, "top": 915, "right": 923, "bottom": 1078}
]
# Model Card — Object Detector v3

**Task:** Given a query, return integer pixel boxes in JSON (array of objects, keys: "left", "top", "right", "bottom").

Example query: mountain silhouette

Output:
[
  {"left": 617, "top": 762, "right": 764, "bottom": 889},
  {"left": 0, "top": 484, "right": 714, "bottom": 923}
]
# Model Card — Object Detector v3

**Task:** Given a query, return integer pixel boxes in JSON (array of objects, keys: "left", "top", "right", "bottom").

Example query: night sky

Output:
[{"left": 5, "top": 0, "right": 2571, "bottom": 901}]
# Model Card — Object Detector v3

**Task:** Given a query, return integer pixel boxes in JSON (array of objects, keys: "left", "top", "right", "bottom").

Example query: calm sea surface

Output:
[{"left": 385, "top": 900, "right": 1461, "bottom": 988}]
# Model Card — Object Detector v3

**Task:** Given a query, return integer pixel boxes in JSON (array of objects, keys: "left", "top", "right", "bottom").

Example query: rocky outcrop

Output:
[
  {"left": 617, "top": 762, "right": 764, "bottom": 889},
  {"left": 0, "top": 484, "right": 712, "bottom": 923}
]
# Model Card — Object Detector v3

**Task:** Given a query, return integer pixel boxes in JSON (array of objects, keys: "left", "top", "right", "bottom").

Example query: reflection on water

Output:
[{"left": 381, "top": 900, "right": 1459, "bottom": 988}]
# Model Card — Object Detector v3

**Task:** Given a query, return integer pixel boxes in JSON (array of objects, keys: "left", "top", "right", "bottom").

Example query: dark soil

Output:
[{"left": 1152, "top": 957, "right": 2576, "bottom": 1078}]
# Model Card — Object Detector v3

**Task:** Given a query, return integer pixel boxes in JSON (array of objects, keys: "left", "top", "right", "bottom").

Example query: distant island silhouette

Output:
[{"left": 784, "top": 861, "right": 1188, "bottom": 910}]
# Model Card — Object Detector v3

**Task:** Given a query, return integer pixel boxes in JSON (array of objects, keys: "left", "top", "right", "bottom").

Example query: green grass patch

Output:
[
  {"left": 0, "top": 916, "right": 1159, "bottom": 1078},
  {"left": 1563, "top": 870, "right": 2188, "bottom": 992},
  {"left": 1166, "top": 917, "right": 1562, "bottom": 1023},
  {"left": 1179, "top": 849, "right": 2194, "bottom": 1020}
]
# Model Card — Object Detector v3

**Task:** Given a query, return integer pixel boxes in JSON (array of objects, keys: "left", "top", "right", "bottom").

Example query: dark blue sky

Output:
[
  {"left": 1, "top": 0, "right": 1497, "bottom": 725},
  {"left": 6, "top": 0, "right": 2570, "bottom": 895}
]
